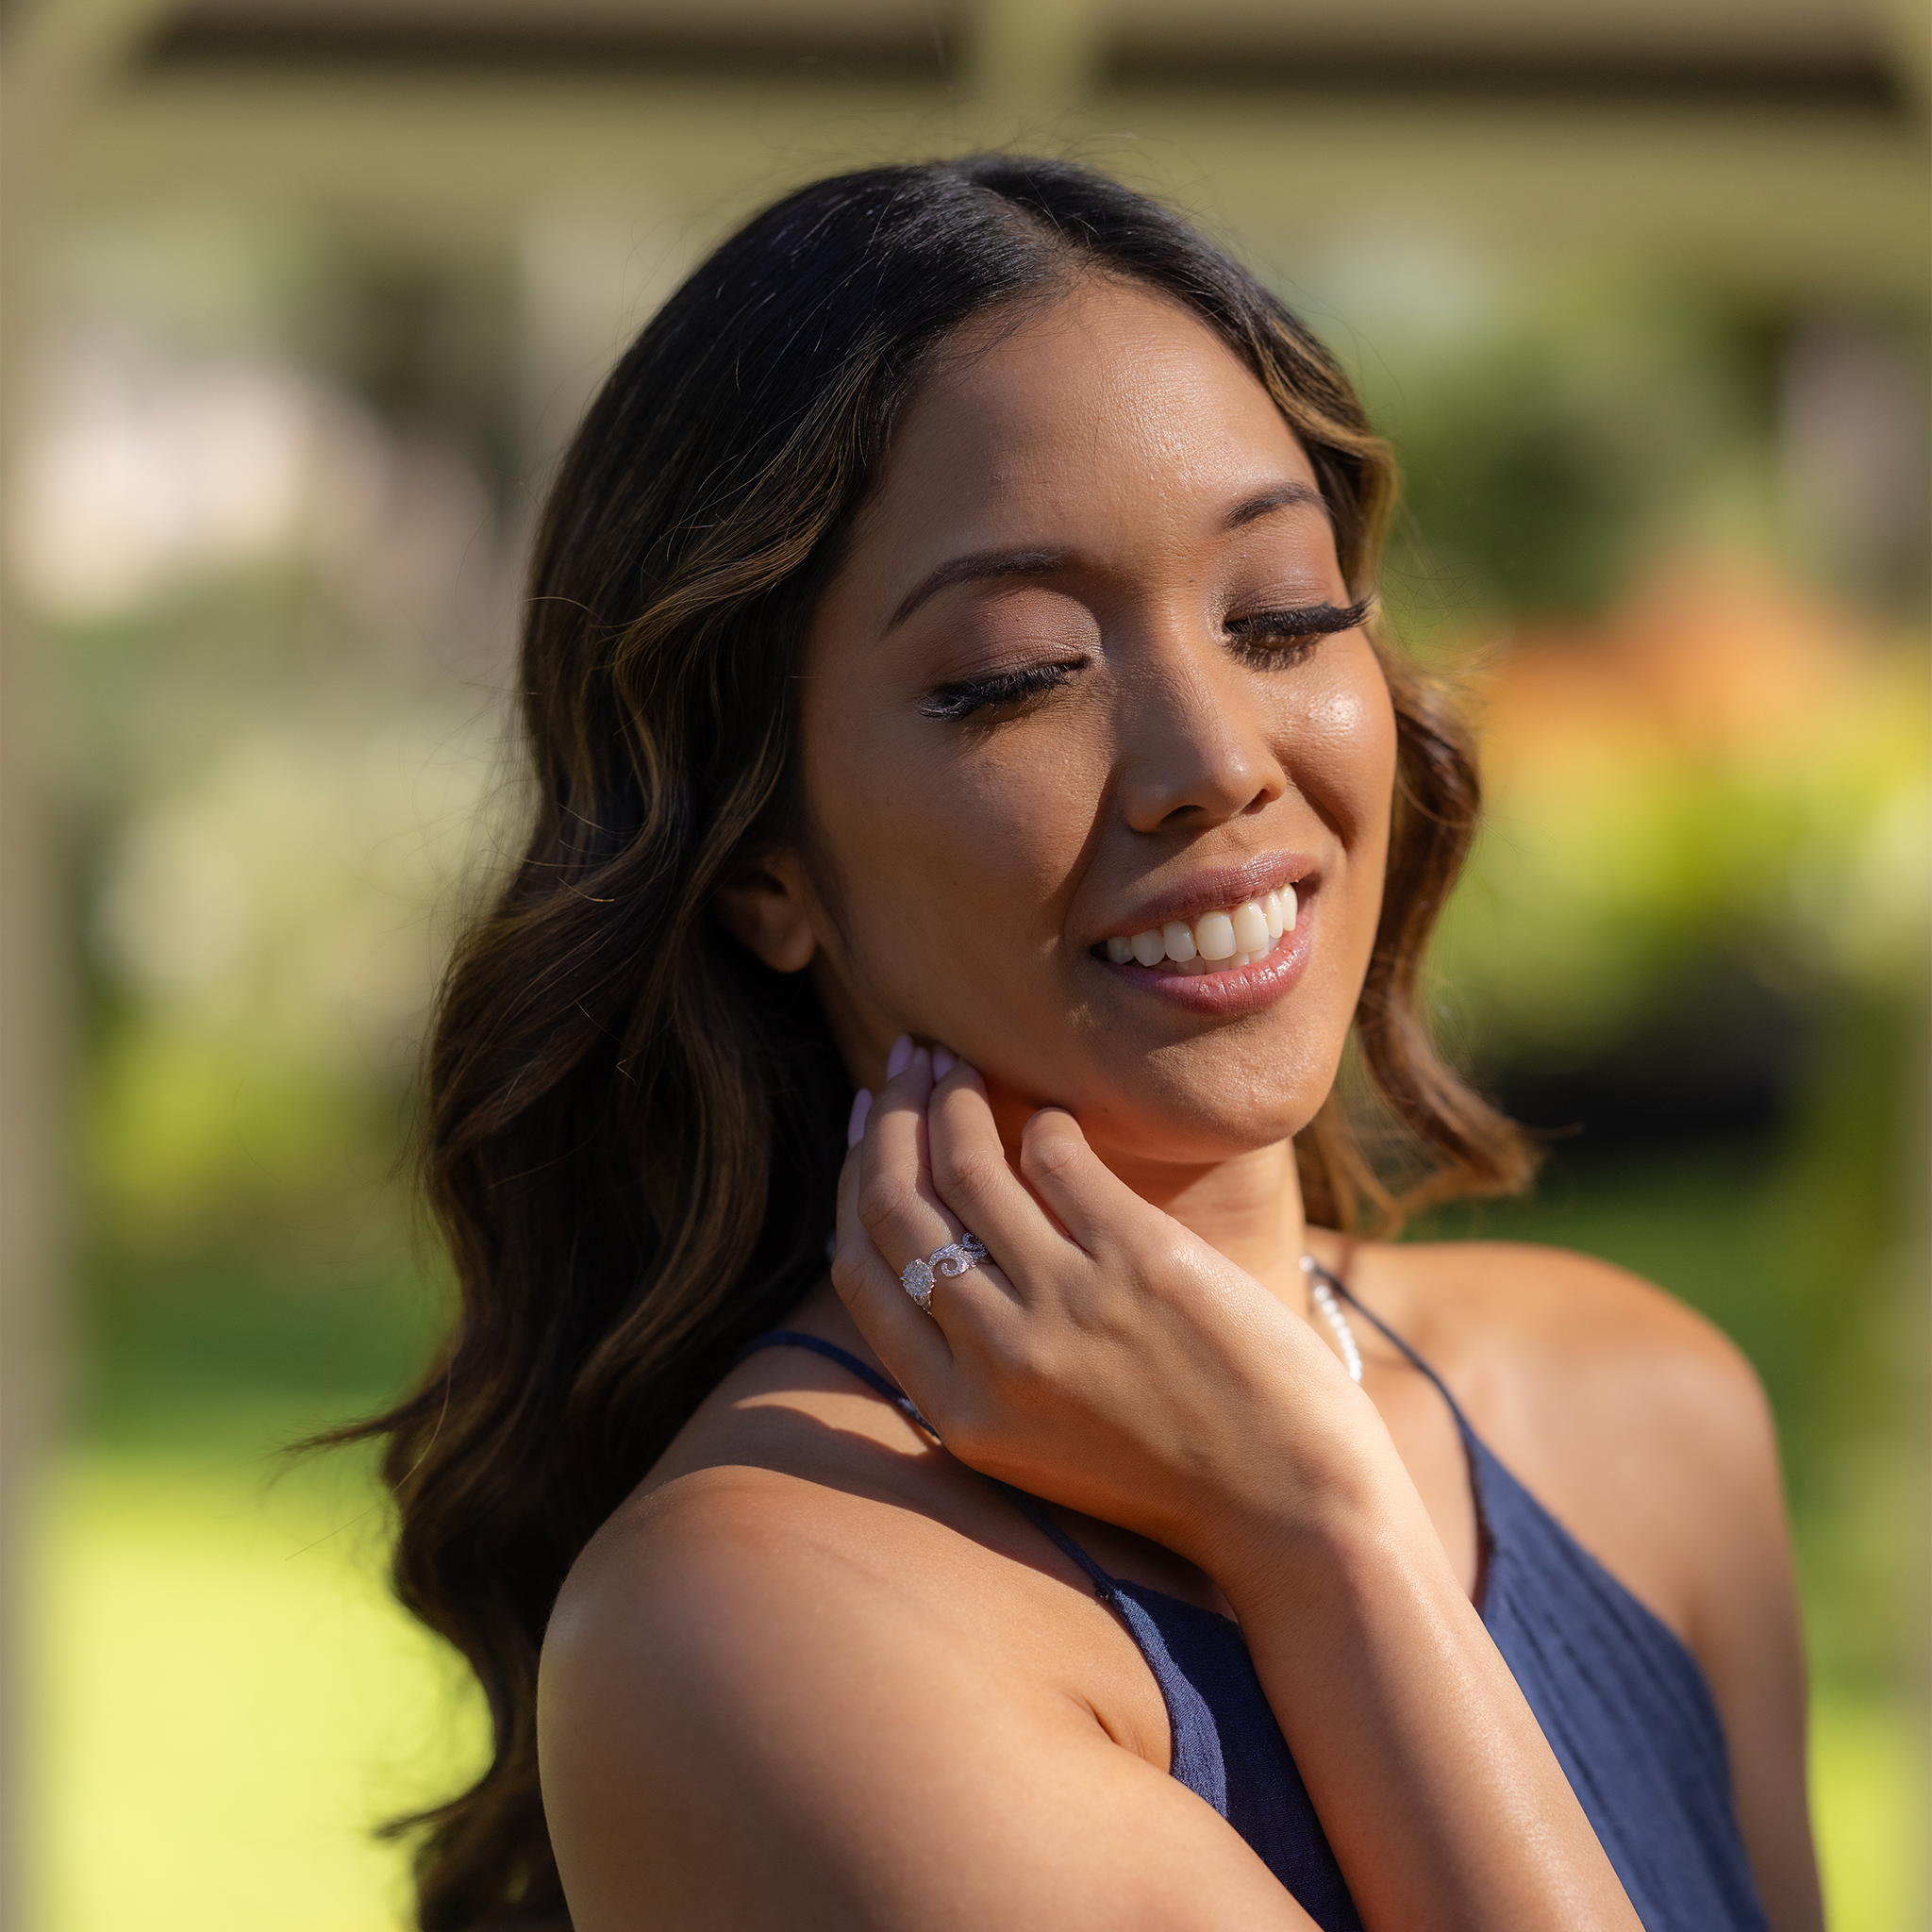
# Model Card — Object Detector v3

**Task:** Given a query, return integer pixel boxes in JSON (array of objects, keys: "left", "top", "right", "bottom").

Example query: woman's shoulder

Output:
[
  {"left": 535, "top": 1342, "right": 1221, "bottom": 1926},
  {"left": 1352, "top": 1235, "right": 1765, "bottom": 1411},
  {"left": 1340, "top": 1234, "right": 1785, "bottom": 1648},
  {"left": 541, "top": 1335, "right": 1166, "bottom": 1762},
  {"left": 546, "top": 1353, "right": 1028, "bottom": 1675}
]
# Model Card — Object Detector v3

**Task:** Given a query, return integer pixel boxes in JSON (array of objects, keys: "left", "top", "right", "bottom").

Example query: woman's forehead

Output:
[
  {"left": 904, "top": 279, "right": 1305, "bottom": 479},
  {"left": 850, "top": 281, "right": 1320, "bottom": 586}
]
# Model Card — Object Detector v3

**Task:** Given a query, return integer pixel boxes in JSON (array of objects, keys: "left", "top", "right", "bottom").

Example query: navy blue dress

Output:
[{"left": 740, "top": 1281, "right": 1771, "bottom": 1932}]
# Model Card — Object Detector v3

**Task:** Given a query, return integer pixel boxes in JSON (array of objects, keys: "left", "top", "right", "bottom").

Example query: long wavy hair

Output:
[{"left": 335, "top": 154, "right": 1536, "bottom": 1930}]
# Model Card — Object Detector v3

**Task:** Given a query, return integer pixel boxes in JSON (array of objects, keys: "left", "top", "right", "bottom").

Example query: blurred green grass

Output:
[{"left": 25, "top": 1448, "right": 487, "bottom": 1932}]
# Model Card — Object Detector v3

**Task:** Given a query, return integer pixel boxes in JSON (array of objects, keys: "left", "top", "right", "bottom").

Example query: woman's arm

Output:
[
  {"left": 840, "top": 1047, "right": 1642, "bottom": 1932},
  {"left": 1411, "top": 1240, "right": 1824, "bottom": 1931},
  {"left": 541, "top": 1468, "right": 1322, "bottom": 1931}
]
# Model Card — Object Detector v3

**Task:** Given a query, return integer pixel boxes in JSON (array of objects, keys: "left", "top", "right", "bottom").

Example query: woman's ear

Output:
[{"left": 712, "top": 849, "right": 818, "bottom": 974}]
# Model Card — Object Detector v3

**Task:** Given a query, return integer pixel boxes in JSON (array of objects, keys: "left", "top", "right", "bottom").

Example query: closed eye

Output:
[
  {"left": 919, "top": 659, "right": 1083, "bottom": 722},
  {"left": 1225, "top": 595, "right": 1373, "bottom": 662}
]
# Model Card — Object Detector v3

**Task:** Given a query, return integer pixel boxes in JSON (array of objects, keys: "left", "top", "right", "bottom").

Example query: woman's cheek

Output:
[
  {"left": 942, "top": 740, "right": 1098, "bottom": 900},
  {"left": 834, "top": 739, "right": 1078, "bottom": 1013},
  {"left": 1291, "top": 663, "right": 1397, "bottom": 845}
]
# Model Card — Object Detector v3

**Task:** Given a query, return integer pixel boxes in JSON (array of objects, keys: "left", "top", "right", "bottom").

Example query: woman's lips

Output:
[
  {"left": 1099, "top": 884, "right": 1296, "bottom": 973},
  {"left": 1096, "top": 891, "right": 1316, "bottom": 1015}
]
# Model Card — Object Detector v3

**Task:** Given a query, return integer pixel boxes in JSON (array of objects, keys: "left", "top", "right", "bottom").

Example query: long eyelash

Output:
[
  {"left": 1225, "top": 594, "right": 1374, "bottom": 655},
  {"left": 919, "top": 661, "right": 1079, "bottom": 722},
  {"left": 920, "top": 599, "right": 1369, "bottom": 721}
]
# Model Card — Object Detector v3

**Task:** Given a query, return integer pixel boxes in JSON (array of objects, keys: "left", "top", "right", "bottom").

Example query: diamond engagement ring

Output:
[{"left": 900, "top": 1233, "right": 989, "bottom": 1311}]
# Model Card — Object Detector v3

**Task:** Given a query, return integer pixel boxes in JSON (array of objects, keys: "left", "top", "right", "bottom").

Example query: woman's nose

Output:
[{"left": 1110, "top": 641, "right": 1285, "bottom": 833}]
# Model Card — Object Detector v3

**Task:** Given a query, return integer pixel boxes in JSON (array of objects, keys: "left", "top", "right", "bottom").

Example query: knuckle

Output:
[
  {"left": 1143, "top": 1231, "right": 1192, "bottom": 1275},
  {"left": 857, "top": 1172, "right": 913, "bottom": 1235},
  {"left": 827, "top": 1247, "right": 867, "bottom": 1301},
  {"left": 1024, "top": 1130, "right": 1084, "bottom": 1185},
  {"left": 982, "top": 1325, "right": 1043, "bottom": 1389},
  {"left": 931, "top": 1142, "right": 997, "bottom": 1205}
]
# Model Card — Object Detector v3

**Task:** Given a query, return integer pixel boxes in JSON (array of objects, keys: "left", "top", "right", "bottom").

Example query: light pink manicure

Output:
[
  {"left": 932, "top": 1045, "right": 957, "bottom": 1078},
  {"left": 846, "top": 1089, "right": 873, "bottom": 1147},
  {"left": 885, "top": 1033, "right": 913, "bottom": 1080}
]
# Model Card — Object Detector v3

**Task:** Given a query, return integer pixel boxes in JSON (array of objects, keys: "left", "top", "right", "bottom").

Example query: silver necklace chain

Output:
[{"left": 1300, "top": 1254, "right": 1364, "bottom": 1383}]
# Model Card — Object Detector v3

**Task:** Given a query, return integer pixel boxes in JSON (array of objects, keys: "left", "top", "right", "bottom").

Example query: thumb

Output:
[{"left": 1016, "top": 1107, "right": 1146, "bottom": 1255}]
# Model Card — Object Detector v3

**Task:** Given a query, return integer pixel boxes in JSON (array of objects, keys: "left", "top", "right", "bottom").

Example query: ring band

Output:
[{"left": 901, "top": 1233, "right": 989, "bottom": 1311}]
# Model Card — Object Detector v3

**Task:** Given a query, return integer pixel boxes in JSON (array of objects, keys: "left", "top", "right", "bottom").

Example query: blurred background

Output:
[{"left": 0, "top": 2, "right": 1925, "bottom": 1927}]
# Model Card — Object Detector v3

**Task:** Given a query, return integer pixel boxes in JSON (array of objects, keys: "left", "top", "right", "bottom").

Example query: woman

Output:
[{"left": 356, "top": 157, "right": 1821, "bottom": 1931}]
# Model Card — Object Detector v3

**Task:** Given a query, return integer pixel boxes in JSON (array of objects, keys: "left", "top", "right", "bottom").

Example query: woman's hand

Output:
[
  {"left": 831, "top": 1039, "right": 1399, "bottom": 1593},
  {"left": 832, "top": 1039, "right": 1644, "bottom": 1931}
]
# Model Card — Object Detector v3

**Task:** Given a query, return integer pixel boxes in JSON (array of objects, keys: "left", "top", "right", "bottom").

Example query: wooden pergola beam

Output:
[{"left": 31, "top": 65, "right": 1929, "bottom": 299}]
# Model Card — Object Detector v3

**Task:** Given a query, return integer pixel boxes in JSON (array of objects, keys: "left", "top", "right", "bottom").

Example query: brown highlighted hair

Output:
[{"left": 334, "top": 155, "right": 1535, "bottom": 1929}]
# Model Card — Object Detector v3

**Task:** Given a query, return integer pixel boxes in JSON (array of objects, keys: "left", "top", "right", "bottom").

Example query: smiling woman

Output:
[{"left": 329, "top": 157, "right": 1822, "bottom": 1932}]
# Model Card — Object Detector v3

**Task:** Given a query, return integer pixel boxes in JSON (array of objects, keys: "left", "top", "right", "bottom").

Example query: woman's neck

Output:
[{"left": 1008, "top": 1114, "right": 1314, "bottom": 1316}]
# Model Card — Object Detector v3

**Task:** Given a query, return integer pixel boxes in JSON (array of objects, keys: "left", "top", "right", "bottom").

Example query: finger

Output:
[
  {"left": 858, "top": 1043, "right": 962, "bottom": 1278},
  {"left": 858, "top": 1045, "right": 1015, "bottom": 1333},
  {"left": 1016, "top": 1106, "right": 1153, "bottom": 1255},
  {"left": 925, "top": 1061, "right": 1065, "bottom": 1294},
  {"left": 832, "top": 1142, "right": 955, "bottom": 1397}
]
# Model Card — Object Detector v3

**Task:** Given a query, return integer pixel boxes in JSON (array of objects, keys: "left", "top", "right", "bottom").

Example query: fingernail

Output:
[
  {"left": 932, "top": 1045, "right": 957, "bottom": 1078},
  {"left": 885, "top": 1033, "right": 913, "bottom": 1079},
  {"left": 846, "top": 1089, "right": 873, "bottom": 1147}
]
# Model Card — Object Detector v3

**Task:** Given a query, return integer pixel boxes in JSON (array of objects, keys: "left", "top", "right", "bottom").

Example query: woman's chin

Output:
[
  {"left": 1085, "top": 1111, "right": 1315, "bottom": 1174},
  {"left": 977, "top": 1072, "right": 1319, "bottom": 1171}
]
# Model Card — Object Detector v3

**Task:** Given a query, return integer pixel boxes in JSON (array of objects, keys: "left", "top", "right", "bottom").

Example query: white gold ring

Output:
[{"left": 901, "top": 1233, "right": 989, "bottom": 1311}]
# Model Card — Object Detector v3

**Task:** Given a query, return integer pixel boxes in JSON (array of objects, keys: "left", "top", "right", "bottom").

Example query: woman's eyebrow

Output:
[
  {"left": 1225, "top": 482, "right": 1332, "bottom": 529},
  {"left": 883, "top": 485, "right": 1329, "bottom": 634},
  {"left": 884, "top": 547, "right": 1066, "bottom": 634}
]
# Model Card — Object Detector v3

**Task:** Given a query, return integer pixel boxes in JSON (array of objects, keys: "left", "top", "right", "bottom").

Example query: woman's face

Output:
[{"left": 792, "top": 275, "right": 1396, "bottom": 1173}]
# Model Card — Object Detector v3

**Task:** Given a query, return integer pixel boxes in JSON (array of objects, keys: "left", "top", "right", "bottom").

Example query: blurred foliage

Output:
[
  {"left": 1437, "top": 576, "right": 1928, "bottom": 1073},
  {"left": 1372, "top": 285, "right": 1776, "bottom": 618},
  {"left": 1347, "top": 277, "right": 1929, "bottom": 627}
]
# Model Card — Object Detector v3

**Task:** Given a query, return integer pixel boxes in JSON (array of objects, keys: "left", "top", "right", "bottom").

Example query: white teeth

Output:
[
  {"left": 1231, "top": 900, "right": 1270, "bottom": 955},
  {"left": 1103, "top": 883, "right": 1304, "bottom": 971},
  {"left": 1194, "top": 910, "right": 1238, "bottom": 960}
]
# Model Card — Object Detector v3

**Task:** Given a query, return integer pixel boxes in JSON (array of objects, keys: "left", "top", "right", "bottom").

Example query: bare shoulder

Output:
[
  {"left": 541, "top": 1410, "right": 1087, "bottom": 1740},
  {"left": 1342, "top": 1238, "right": 1786, "bottom": 1647},
  {"left": 536, "top": 1391, "right": 1307, "bottom": 1930},
  {"left": 546, "top": 1458, "right": 883, "bottom": 1674},
  {"left": 541, "top": 1336, "right": 1142, "bottom": 1697},
  {"left": 1353, "top": 1236, "right": 1774, "bottom": 1476},
  {"left": 539, "top": 1464, "right": 1024, "bottom": 1929}
]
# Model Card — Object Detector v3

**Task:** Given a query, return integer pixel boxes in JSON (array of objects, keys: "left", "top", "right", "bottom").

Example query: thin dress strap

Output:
[
  {"left": 736, "top": 1329, "right": 941, "bottom": 1443},
  {"left": 1308, "top": 1264, "right": 1496, "bottom": 1617},
  {"left": 1308, "top": 1264, "right": 1479, "bottom": 1441},
  {"left": 989, "top": 1482, "right": 1121, "bottom": 1599},
  {"left": 735, "top": 1329, "right": 1121, "bottom": 1599}
]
